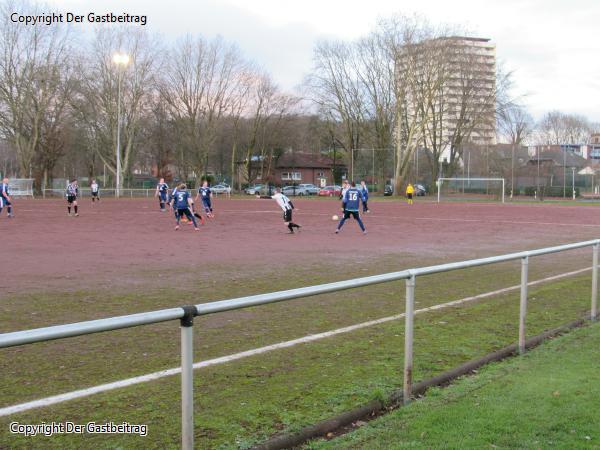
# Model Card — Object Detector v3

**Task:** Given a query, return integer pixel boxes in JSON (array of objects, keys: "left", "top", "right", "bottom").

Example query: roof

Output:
[
  {"left": 276, "top": 152, "right": 340, "bottom": 169},
  {"left": 526, "top": 150, "right": 587, "bottom": 168}
]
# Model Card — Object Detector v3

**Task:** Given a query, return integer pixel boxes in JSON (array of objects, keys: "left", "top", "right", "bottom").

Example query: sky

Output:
[{"left": 43, "top": 0, "right": 600, "bottom": 122}]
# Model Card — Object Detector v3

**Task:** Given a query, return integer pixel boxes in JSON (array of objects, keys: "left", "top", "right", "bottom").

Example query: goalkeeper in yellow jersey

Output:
[{"left": 406, "top": 183, "right": 415, "bottom": 205}]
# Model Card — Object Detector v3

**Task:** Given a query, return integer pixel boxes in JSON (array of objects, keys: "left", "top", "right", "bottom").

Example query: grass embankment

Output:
[
  {"left": 311, "top": 322, "right": 600, "bottom": 449},
  {"left": 0, "top": 260, "right": 596, "bottom": 448}
]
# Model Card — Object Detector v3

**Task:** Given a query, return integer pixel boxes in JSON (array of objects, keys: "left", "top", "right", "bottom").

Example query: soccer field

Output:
[{"left": 1, "top": 197, "right": 600, "bottom": 448}]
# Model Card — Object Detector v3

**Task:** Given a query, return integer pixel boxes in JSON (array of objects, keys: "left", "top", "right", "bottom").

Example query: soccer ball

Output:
[{"left": 332, "top": 215, "right": 339, "bottom": 221}]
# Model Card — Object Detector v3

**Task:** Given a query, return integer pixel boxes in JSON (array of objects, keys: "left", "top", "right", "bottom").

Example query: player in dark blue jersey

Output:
[
  {"left": 155, "top": 178, "right": 169, "bottom": 212},
  {"left": 335, "top": 181, "right": 366, "bottom": 234},
  {"left": 360, "top": 180, "right": 370, "bottom": 213},
  {"left": 170, "top": 184, "right": 199, "bottom": 231},
  {"left": 66, "top": 179, "right": 79, "bottom": 216},
  {"left": 0, "top": 178, "right": 13, "bottom": 218},
  {"left": 194, "top": 180, "right": 214, "bottom": 218}
]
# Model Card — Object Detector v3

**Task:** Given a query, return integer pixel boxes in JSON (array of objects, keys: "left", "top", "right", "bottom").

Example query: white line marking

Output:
[
  {"left": 0, "top": 266, "right": 591, "bottom": 417},
  {"left": 221, "top": 209, "right": 600, "bottom": 228}
]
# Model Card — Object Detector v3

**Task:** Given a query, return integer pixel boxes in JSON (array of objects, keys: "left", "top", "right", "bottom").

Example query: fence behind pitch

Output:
[{"left": 437, "top": 177, "right": 505, "bottom": 203}]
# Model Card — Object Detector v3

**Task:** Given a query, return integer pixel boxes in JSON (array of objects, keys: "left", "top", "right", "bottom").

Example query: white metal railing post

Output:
[
  {"left": 519, "top": 256, "right": 529, "bottom": 354},
  {"left": 502, "top": 179, "right": 505, "bottom": 203},
  {"left": 437, "top": 180, "right": 441, "bottom": 203},
  {"left": 592, "top": 243, "right": 599, "bottom": 321},
  {"left": 403, "top": 274, "right": 416, "bottom": 405},
  {"left": 180, "top": 306, "right": 197, "bottom": 450}
]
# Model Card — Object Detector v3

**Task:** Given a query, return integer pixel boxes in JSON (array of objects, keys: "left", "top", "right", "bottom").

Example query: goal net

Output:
[
  {"left": 437, "top": 178, "right": 505, "bottom": 203},
  {"left": 9, "top": 179, "right": 34, "bottom": 197}
]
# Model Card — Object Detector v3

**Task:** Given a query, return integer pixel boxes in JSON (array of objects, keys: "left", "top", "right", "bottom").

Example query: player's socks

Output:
[
  {"left": 74, "top": 206, "right": 78, "bottom": 215},
  {"left": 68, "top": 206, "right": 71, "bottom": 215},
  {"left": 7, "top": 206, "right": 12, "bottom": 217}
]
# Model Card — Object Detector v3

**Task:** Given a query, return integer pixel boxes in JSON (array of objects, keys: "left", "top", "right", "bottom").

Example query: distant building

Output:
[
  {"left": 237, "top": 152, "right": 346, "bottom": 187},
  {"left": 274, "top": 152, "right": 345, "bottom": 187},
  {"left": 396, "top": 36, "right": 497, "bottom": 162}
]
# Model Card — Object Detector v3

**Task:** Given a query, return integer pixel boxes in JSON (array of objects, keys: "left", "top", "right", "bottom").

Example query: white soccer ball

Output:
[{"left": 332, "top": 215, "right": 339, "bottom": 221}]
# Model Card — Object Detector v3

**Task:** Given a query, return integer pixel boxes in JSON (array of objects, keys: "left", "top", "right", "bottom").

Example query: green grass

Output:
[
  {"left": 0, "top": 262, "right": 596, "bottom": 449},
  {"left": 310, "top": 321, "right": 600, "bottom": 450}
]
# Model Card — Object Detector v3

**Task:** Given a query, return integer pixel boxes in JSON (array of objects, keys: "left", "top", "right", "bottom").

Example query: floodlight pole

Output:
[
  {"left": 116, "top": 69, "right": 122, "bottom": 198},
  {"left": 113, "top": 53, "right": 129, "bottom": 198},
  {"left": 572, "top": 167, "right": 576, "bottom": 200}
]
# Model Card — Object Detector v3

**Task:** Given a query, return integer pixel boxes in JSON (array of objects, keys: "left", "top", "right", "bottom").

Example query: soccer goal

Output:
[
  {"left": 437, "top": 178, "right": 505, "bottom": 203},
  {"left": 9, "top": 179, "right": 34, "bottom": 197}
]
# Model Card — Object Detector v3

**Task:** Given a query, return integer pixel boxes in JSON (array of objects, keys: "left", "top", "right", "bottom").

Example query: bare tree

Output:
[
  {"left": 160, "top": 35, "right": 246, "bottom": 180},
  {"left": 380, "top": 15, "right": 445, "bottom": 194},
  {"left": 305, "top": 39, "right": 366, "bottom": 176},
  {"left": 71, "top": 27, "right": 158, "bottom": 187},
  {"left": 0, "top": 0, "right": 72, "bottom": 181},
  {"left": 497, "top": 103, "right": 533, "bottom": 145},
  {"left": 243, "top": 72, "right": 299, "bottom": 183},
  {"left": 536, "top": 111, "right": 592, "bottom": 145}
]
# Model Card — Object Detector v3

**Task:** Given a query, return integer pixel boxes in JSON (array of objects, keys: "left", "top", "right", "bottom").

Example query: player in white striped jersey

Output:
[
  {"left": 267, "top": 187, "right": 301, "bottom": 233},
  {"left": 66, "top": 179, "right": 79, "bottom": 216}
]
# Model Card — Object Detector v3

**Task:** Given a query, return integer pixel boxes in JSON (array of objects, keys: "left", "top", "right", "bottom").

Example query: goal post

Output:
[
  {"left": 437, "top": 178, "right": 505, "bottom": 203},
  {"left": 9, "top": 179, "right": 34, "bottom": 198}
]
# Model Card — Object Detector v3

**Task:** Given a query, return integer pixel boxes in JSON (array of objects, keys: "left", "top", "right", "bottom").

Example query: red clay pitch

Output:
[{"left": 4, "top": 197, "right": 600, "bottom": 294}]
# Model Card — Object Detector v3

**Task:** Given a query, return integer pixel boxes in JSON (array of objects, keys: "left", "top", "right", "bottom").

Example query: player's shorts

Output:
[
  {"left": 407, "top": 193, "right": 413, "bottom": 199},
  {"left": 343, "top": 211, "right": 360, "bottom": 220},
  {"left": 176, "top": 208, "right": 193, "bottom": 219},
  {"left": 159, "top": 193, "right": 167, "bottom": 202},
  {"left": 202, "top": 200, "right": 212, "bottom": 212},
  {"left": 92, "top": 191, "right": 99, "bottom": 197},
  {"left": 283, "top": 209, "right": 292, "bottom": 222},
  {"left": 67, "top": 195, "right": 77, "bottom": 204},
  {"left": 0, "top": 197, "right": 10, "bottom": 207}
]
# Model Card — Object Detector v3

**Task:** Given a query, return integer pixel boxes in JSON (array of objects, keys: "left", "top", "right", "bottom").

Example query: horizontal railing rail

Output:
[{"left": 1, "top": 239, "right": 599, "bottom": 449}]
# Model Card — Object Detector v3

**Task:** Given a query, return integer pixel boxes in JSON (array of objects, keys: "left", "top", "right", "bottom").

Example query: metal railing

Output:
[
  {"left": 41, "top": 188, "right": 232, "bottom": 198},
  {"left": 1, "top": 239, "right": 599, "bottom": 449}
]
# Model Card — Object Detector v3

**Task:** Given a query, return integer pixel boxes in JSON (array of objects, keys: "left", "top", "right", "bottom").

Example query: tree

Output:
[
  {"left": 160, "top": 35, "right": 246, "bottom": 181},
  {"left": 0, "top": 0, "right": 72, "bottom": 184},
  {"left": 497, "top": 103, "right": 533, "bottom": 145},
  {"left": 71, "top": 27, "right": 158, "bottom": 188},
  {"left": 306, "top": 39, "right": 366, "bottom": 177},
  {"left": 243, "top": 72, "right": 299, "bottom": 183},
  {"left": 536, "top": 111, "right": 592, "bottom": 145}
]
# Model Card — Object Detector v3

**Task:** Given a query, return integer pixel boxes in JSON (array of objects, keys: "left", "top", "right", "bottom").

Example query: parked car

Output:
[
  {"left": 244, "top": 184, "right": 263, "bottom": 195},
  {"left": 384, "top": 185, "right": 393, "bottom": 196},
  {"left": 211, "top": 184, "right": 231, "bottom": 194},
  {"left": 415, "top": 184, "right": 427, "bottom": 196},
  {"left": 318, "top": 185, "right": 342, "bottom": 197},
  {"left": 297, "top": 184, "right": 320, "bottom": 195},
  {"left": 258, "top": 184, "right": 276, "bottom": 196},
  {"left": 282, "top": 185, "right": 309, "bottom": 196}
]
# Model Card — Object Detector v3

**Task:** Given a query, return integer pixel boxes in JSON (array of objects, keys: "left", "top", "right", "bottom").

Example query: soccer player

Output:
[
  {"left": 340, "top": 179, "right": 350, "bottom": 212},
  {"left": 66, "top": 179, "right": 79, "bottom": 216},
  {"left": 360, "top": 180, "right": 370, "bottom": 213},
  {"left": 406, "top": 183, "right": 415, "bottom": 205},
  {"left": 155, "top": 178, "right": 169, "bottom": 212},
  {"left": 170, "top": 184, "right": 199, "bottom": 231},
  {"left": 268, "top": 187, "right": 301, "bottom": 233},
  {"left": 90, "top": 179, "right": 100, "bottom": 203},
  {"left": 195, "top": 180, "right": 214, "bottom": 218},
  {"left": 335, "top": 181, "right": 366, "bottom": 235},
  {"left": 0, "top": 178, "right": 13, "bottom": 218}
]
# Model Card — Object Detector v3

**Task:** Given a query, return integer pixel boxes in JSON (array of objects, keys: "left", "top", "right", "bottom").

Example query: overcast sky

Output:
[{"left": 46, "top": 0, "right": 600, "bottom": 121}]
